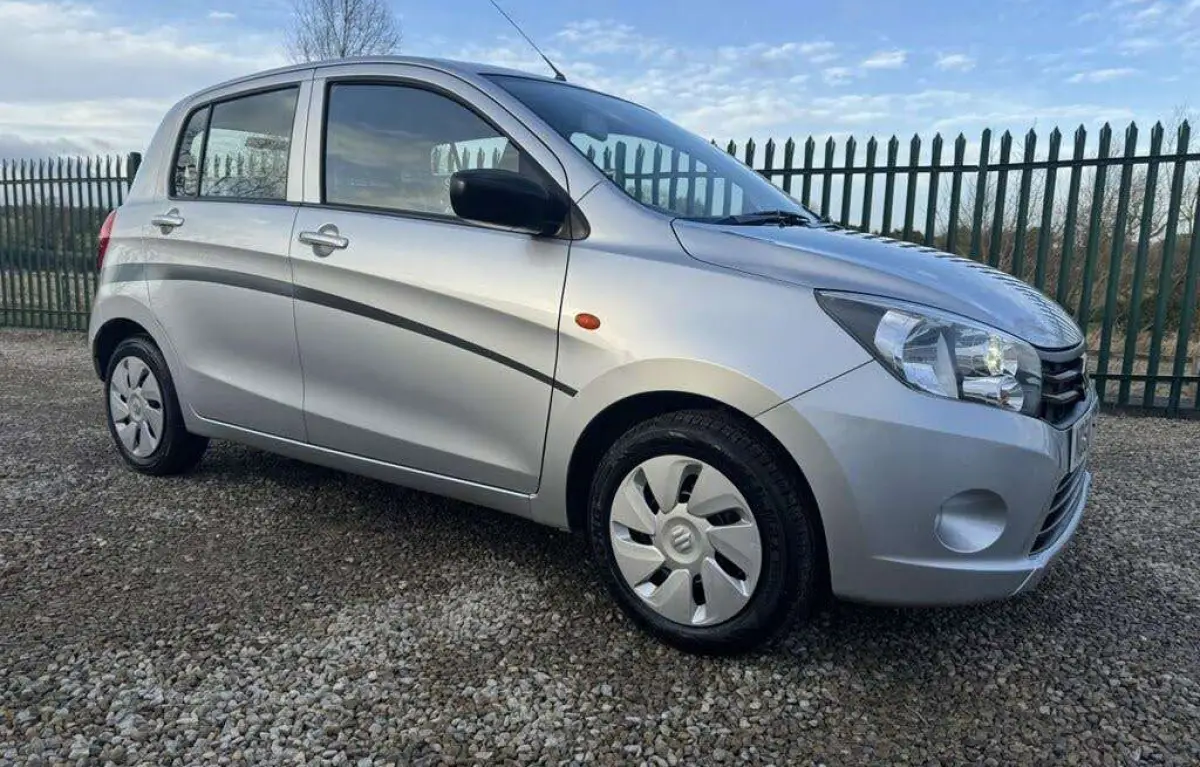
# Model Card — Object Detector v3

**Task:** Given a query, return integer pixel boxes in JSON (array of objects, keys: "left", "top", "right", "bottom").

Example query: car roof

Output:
[{"left": 189, "top": 56, "right": 557, "bottom": 100}]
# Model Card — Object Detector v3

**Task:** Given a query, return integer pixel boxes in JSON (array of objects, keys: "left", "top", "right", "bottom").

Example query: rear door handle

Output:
[
  {"left": 298, "top": 225, "right": 349, "bottom": 256},
  {"left": 151, "top": 209, "right": 185, "bottom": 232}
]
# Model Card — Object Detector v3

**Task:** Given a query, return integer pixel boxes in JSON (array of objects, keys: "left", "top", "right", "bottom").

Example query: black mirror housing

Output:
[{"left": 449, "top": 169, "right": 568, "bottom": 236}]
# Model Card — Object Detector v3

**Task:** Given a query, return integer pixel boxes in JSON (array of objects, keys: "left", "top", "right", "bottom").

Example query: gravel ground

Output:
[{"left": 1, "top": 328, "right": 1197, "bottom": 766}]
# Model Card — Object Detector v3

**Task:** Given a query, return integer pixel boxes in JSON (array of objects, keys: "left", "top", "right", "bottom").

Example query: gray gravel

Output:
[{"left": 1, "top": 328, "right": 1198, "bottom": 766}]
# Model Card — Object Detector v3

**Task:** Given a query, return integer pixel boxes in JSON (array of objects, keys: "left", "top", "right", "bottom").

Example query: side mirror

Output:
[{"left": 449, "top": 169, "right": 568, "bottom": 236}]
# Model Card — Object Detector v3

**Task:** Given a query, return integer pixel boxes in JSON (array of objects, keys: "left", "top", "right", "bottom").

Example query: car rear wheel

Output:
[
  {"left": 588, "top": 409, "right": 820, "bottom": 655},
  {"left": 105, "top": 335, "right": 208, "bottom": 475}
]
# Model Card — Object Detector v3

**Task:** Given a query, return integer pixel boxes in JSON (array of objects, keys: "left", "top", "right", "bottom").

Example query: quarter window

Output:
[
  {"left": 170, "top": 87, "right": 299, "bottom": 201},
  {"left": 172, "top": 107, "right": 209, "bottom": 197},
  {"left": 323, "top": 83, "right": 542, "bottom": 216}
]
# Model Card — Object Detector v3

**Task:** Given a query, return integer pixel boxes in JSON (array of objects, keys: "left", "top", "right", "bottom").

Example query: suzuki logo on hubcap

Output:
[{"left": 671, "top": 526, "right": 693, "bottom": 553}]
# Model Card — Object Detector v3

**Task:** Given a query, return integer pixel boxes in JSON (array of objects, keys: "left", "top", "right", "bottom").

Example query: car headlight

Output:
[{"left": 817, "top": 292, "right": 1042, "bottom": 415}]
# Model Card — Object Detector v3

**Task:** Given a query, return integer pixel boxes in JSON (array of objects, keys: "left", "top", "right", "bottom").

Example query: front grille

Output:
[
  {"left": 1031, "top": 465, "right": 1087, "bottom": 554},
  {"left": 1039, "top": 353, "right": 1088, "bottom": 425}
]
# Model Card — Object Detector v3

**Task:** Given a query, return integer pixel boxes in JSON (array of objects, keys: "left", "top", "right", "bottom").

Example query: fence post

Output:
[
  {"left": 862, "top": 137, "right": 877, "bottom": 233},
  {"left": 1119, "top": 122, "right": 1164, "bottom": 405},
  {"left": 821, "top": 137, "right": 835, "bottom": 219},
  {"left": 781, "top": 138, "right": 796, "bottom": 195},
  {"left": 968, "top": 129, "right": 991, "bottom": 260},
  {"left": 1096, "top": 122, "right": 1139, "bottom": 405},
  {"left": 1167, "top": 181, "right": 1200, "bottom": 412},
  {"left": 840, "top": 136, "right": 855, "bottom": 227},
  {"left": 924, "top": 133, "right": 943, "bottom": 247},
  {"left": 946, "top": 134, "right": 966, "bottom": 254},
  {"left": 0, "top": 160, "right": 9, "bottom": 326},
  {"left": 988, "top": 131, "right": 1013, "bottom": 267},
  {"left": 1010, "top": 129, "right": 1037, "bottom": 280},
  {"left": 127, "top": 151, "right": 142, "bottom": 184},
  {"left": 1033, "top": 128, "right": 1061, "bottom": 291},
  {"left": 881, "top": 136, "right": 898, "bottom": 236},
  {"left": 1056, "top": 126, "right": 1088, "bottom": 306},
  {"left": 801, "top": 137, "right": 815, "bottom": 208},
  {"left": 1151, "top": 121, "right": 1191, "bottom": 410},
  {"left": 902, "top": 135, "right": 920, "bottom": 242},
  {"left": 1077, "top": 124, "right": 1112, "bottom": 326}
]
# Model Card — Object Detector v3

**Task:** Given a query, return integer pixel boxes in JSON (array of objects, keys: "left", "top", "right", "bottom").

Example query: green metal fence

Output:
[
  {"left": 0, "top": 153, "right": 139, "bottom": 332},
  {"left": 1, "top": 123, "right": 1198, "bottom": 416}
]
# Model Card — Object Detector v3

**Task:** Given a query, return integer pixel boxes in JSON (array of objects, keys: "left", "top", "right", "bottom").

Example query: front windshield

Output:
[{"left": 487, "top": 75, "right": 816, "bottom": 222}]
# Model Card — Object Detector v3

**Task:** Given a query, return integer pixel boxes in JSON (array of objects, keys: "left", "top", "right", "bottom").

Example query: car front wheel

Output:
[{"left": 588, "top": 409, "right": 820, "bottom": 655}]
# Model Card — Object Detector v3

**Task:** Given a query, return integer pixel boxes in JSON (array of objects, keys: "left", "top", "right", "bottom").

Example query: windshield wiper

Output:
[{"left": 712, "top": 210, "right": 818, "bottom": 227}]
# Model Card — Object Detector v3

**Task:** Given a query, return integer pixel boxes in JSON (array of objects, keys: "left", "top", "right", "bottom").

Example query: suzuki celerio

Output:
[{"left": 90, "top": 57, "right": 1096, "bottom": 653}]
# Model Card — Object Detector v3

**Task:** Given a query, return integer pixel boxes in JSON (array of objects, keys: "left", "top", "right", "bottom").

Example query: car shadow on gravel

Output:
[{"left": 188, "top": 442, "right": 1107, "bottom": 666}]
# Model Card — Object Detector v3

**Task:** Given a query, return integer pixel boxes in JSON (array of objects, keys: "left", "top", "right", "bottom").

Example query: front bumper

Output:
[{"left": 758, "top": 362, "right": 1092, "bottom": 606}]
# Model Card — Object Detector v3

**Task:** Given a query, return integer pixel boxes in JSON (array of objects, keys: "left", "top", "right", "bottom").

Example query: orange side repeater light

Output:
[{"left": 575, "top": 313, "right": 601, "bottom": 331}]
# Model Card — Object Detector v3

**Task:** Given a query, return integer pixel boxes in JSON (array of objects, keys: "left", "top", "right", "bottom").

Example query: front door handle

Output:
[
  {"left": 298, "top": 225, "right": 349, "bottom": 257},
  {"left": 151, "top": 209, "right": 185, "bottom": 232}
]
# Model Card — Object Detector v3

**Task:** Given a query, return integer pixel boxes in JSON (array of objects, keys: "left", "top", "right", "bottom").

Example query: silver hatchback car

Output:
[{"left": 90, "top": 57, "right": 1096, "bottom": 653}]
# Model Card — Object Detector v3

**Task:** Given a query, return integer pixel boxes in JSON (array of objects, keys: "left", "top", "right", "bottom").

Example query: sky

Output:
[{"left": 1, "top": 0, "right": 1198, "bottom": 160}]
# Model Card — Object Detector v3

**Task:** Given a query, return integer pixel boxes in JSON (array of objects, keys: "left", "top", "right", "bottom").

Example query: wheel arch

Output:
[
  {"left": 92, "top": 317, "right": 151, "bottom": 381},
  {"left": 561, "top": 390, "right": 828, "bottom": 583},
  {"left": 89, "top": 295, "right": 186, "bottom": 403}
]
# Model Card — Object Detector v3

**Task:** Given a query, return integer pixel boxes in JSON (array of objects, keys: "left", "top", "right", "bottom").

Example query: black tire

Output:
[
  {"left": 104, "top": 335, "right": 208, "bottom": 476},
  {"left": 587, "top": 409, "right": 820, "bottom": 655}
]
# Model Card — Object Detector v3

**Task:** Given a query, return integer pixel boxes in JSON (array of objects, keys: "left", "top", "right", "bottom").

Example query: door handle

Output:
[
  {"left": 298, "top": 225, "right": 349, "bottom": 256},
  {"left": 151, "top": 209, "right": 185, "bottom": 232}
]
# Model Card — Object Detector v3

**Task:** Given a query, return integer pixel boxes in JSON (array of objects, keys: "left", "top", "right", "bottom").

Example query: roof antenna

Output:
[{"left": 487, "top": 0, "right": 567, "bottom": 81}]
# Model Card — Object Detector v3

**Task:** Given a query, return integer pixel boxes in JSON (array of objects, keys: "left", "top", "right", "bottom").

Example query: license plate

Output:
[{"left": 1069, "top": 406, "right": 1097, "bottom": 472}]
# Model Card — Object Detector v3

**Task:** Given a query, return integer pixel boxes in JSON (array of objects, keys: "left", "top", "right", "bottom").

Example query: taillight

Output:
[{"left": 97, "top": 210, "right": 117, "bottom": 270}]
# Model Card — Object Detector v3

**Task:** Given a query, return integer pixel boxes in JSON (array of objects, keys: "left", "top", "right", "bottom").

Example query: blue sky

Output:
[{"left": 1, "top": 0, "right": 1197, "bottom": 158}]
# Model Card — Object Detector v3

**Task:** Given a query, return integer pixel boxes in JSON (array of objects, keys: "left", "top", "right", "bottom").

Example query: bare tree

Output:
[{"left": 286, "top": 0, "right": 402, "bottom": 63}]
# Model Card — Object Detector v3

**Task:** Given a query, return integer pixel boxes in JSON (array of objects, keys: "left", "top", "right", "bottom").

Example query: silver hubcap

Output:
[
  {"left": 108, "top": 356, "right": 164, "bottom": 458},
  {"left": 609, "top": 455, "right": 763, "bottom": 626}
]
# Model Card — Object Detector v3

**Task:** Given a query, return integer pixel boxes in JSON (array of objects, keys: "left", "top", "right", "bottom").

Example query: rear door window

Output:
[
  {"left": 170, "top": 86, "right": 299, "bottom": 202},
  {"left": 202, "top": 88, "right": 298, "bottom": 200}
]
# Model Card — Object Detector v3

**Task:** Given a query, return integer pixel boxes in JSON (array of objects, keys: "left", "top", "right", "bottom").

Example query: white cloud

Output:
[
  {"left": 796, "top": 40, "right": 838, "bottom": 64},
  {"left": 935, "top": 53, "right": 975, "bottom": 71},
  {"left": 0, "top": 2, "right": 1175, "bottom": 159},
  {"left": 861, "top": 49, "right": 906, "bottom": 69},
  {"left": 208, "top": 10, "right": 236, "bottom": 21},
  {"left": 1131, "top": 1, "right": 1167, "bottom": 22},
  {"left": 822, "top": 67, "right": 854, "bottom": 86},
  {"left": 0, "top": 0, "right": 285, "bottom": 152},
  {"left": 1067, "top": 67, "right": 1138, "bottom": 83},
  {"left": 1119, "top": 36, "right": 1163, "bottom": 53},
  {"left": 0, "top": 97, "right": 170, "bottom": 154},
  {"left": 932, "top": 104, "right": 1136, "bottom": 133},
  {"left": 714, "top": 40, "right": 838, "bottom": 69},
  {"left": 555, "top": 20, "right": 658, "bottom": 59}
]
